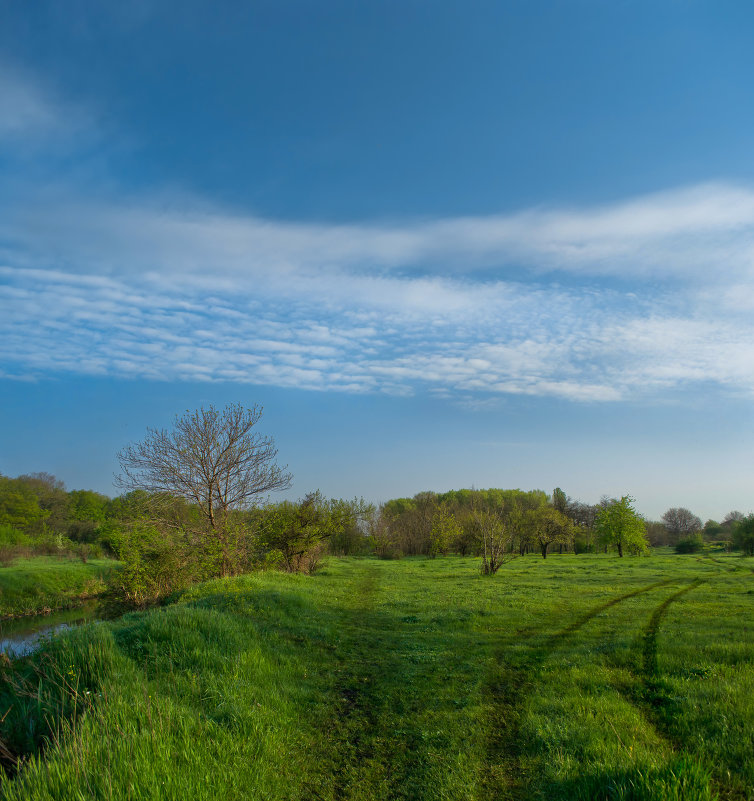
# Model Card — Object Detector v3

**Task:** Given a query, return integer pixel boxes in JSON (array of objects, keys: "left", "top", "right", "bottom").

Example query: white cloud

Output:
[
  {"left": 2, "top": 183, "right": 754, "bottom": 401},
  {"left": 5, "top": 182, "right": 754, "bottom": 289},
  {"left": 2, "top": 254, "right": 753, "bottom": 402},
  {"left": 2, "top": 55, "right": 754, "bottom": 404}
]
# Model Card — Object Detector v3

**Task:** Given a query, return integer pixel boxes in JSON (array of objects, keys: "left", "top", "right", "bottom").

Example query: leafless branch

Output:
[{"left": 116, "top": 403, "right": 292, "bottom": 529}]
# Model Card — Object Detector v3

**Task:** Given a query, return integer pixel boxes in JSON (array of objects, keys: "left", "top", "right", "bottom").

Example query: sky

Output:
[{"left": 1, "top": 0, "right": 753, "bottom": 521}]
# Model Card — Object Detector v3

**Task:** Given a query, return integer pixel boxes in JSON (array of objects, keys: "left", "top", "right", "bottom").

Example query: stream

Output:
[{"left": 0, "top": 601, "right": 102, "bottom": 659}]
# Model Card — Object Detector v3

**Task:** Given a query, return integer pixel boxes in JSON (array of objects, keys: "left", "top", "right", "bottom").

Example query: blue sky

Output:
[{"left": 1, "top": 1, "right": 753, "bottom": 520}]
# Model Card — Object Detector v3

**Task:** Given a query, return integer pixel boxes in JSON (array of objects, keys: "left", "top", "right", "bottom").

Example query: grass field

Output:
[
  {"left": 1, "top": 553, "right": 752, "bottom": 800},
  {"left": 0, "top": 557, "right": 119, "bottom": 618}
]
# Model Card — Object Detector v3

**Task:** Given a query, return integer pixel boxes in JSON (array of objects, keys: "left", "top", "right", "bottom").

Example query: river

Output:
[{"left": 0, "top": 601, "right": 102, "bottom": 659}]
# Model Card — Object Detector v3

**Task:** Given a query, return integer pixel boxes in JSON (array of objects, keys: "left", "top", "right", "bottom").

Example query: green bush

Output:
[
  {"left": 75, "top": 542, "right": 104, "bottom": 562},
  {"left": 675, "top": 532, "right": 704, "bottom": 554},
  {"left": 0, "top": 524, "right": 33, "bottom": 547},
  {"left": 105, "top": 524, "right": 195, "bottom": 610},
  {"left": 732, "top": 514, "right": 754, "bottom": 556},
  {"left": 573, "top": 534, "right": 597, "bottom": 554}
]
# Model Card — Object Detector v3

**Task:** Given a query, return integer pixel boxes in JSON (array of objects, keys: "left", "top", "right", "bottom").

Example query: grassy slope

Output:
[
  {"left": 0, "top": 553, "right": 752, "bottom": 800},
  {"left": 0, "top": 557, "right": 119, "bottom": 618}
]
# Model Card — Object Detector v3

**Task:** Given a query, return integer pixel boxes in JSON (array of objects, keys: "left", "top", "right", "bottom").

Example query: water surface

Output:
[{"left": 0, "top": 601, "right": 101, "bottom": 658}]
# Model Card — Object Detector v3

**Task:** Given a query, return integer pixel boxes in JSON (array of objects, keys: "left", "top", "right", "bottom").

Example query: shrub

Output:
[
  {"left": 0, "top": 525, "right": 89, "bottom": 563},
  {"left": 76, "top": 542, "right": 104, "bottom": 563},
  {"left": 105, "top": 524, "right": 195, "bottom": 610},
  {"left": 66, "top": 519, "right": 103, "bottom": 544},
  {"left": 732, "top": 514, "right": 754, "bottom": 556},
  {"left": 573, "top": 534, "right": 596, "bottom": 554},
  {"left": 675, "top": 532, "right": 704, "bottom": 554},
  {"left": 257, "top": 493, "right": 370, "bottom": 573}
]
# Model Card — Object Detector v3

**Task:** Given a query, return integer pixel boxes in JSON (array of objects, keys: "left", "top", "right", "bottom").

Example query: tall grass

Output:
[{"left": 1, "top": 553, "right": 751, "bottom": 800}]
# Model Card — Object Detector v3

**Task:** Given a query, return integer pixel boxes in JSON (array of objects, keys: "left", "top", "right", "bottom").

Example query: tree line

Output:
[
  {"left": 2, "top": 403, "right": 752, "bottom": 608},
  {"left": 371, "top": 489, "right": 649, "bottom": 563},
  {"left": 0, "top": 472, "right": 114, "bottom": 564}
]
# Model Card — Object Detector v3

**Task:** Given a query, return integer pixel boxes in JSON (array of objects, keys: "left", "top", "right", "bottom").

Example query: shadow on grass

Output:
[
  {"left": 481, "top": 578, "right": 683, "bottom": 800},
  {"left": 544, "top": 756, "right": 718, "bottom": 801}
]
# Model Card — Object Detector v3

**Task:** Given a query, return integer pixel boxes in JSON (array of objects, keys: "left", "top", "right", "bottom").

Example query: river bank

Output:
[{"left": 0, "top": 556, "right": 119, "bottom": 619}]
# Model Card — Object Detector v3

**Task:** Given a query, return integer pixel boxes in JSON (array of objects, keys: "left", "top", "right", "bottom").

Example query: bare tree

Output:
[
  {"left": 722, "top": 510, "right": 744, "bottom": 528},
  {"left": 116, "top": 403, "right": 292, "bottom": 535},
  {"left": 661, "top": 507, "right": 702, "bottom": 543}
]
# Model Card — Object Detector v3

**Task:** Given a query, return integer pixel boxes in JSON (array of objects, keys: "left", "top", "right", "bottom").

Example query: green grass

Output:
[
  {"left": 0, "top": 557, "right": 119, "bottom": 618},
  {"left": 0, "top": 553, "right": 752, "bottom": 800}
]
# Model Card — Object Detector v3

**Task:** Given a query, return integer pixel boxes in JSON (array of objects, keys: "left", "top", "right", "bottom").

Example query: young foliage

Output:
[
  {"left": 473, "top": 508, "right": 515, "bottom": 574},
  {"left": 428, "top": 505, "right": 460, "bottom": 558},
  {"left": 675, "top": 532, "right": 705, "bottom": 554},
  {"left": 105, "top": 524, "right": 195, "bottom": 609},
  {"left": 595, "top": 495, "right": 648, "bottom": 557},
  {"left": 257, "top": 493, "right": 372, "bottom": 573}
]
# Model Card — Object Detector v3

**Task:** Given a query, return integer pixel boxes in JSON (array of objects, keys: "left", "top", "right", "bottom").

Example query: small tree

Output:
[
  {"left": 428, "top": 505, "right": 460, "bottom": 557},
  {"left": 595, "top": 495, "right": 647, "bottom": 557},
  {"left": 525, "top": 506, "right": 574, "bottom": 559},
  {"left": 473, "top": 509, "right": 515, "bottom": 575},
  {"left": 702, "top": 519, "right": 723, "bottom": 540},
  {"left": 116, "top": 403, "right": 291, "bottom": 575}
]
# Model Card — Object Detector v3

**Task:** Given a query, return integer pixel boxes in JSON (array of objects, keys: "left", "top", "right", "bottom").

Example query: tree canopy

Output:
[{"left": 595, "top": 496, "right": 648, "bottom": 557}]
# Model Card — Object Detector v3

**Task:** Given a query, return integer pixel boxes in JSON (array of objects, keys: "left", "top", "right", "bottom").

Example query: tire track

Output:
[
  {"left": 481, "top": 577, "right": 681, "bottom": 800},
  {"left": 615, "top": 576, "right": 750, "bottom": 801},
  {"left": 641, "top": 579, "right": 702, "bottom": 678},
  {"left": 699, "top": 554, "right": 754, "bottom": 576},
  {"left": 607, "top": 579, "right": 702, "bottom": 730},
  {"left": 613, "top": 578, "right": 705, "bottom": 776},
  {"left": 550, "top": 577, "right": 679, "bottom": 644}
]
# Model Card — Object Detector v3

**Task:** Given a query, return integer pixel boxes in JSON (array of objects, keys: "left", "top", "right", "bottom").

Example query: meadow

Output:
[{"left": 0, "top": 552, "right": 752, "bottom": 800}]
